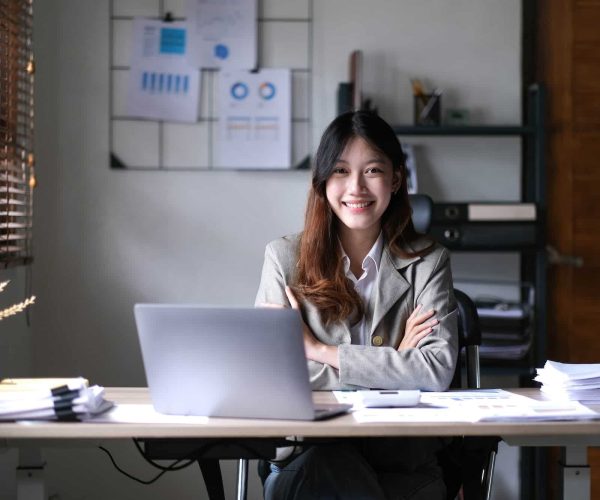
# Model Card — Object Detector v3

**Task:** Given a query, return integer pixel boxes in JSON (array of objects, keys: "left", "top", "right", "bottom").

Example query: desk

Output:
[{"left": 1, "top": 388, "right": 599, "bottom": 499}]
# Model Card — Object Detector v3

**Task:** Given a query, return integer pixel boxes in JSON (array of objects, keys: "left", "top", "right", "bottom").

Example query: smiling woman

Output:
[{"left": 255, "top": 111, "right": 458, "bottom": 499}]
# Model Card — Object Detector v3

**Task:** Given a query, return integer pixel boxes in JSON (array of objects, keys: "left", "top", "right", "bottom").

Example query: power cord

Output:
[
  {"left": 99, "top": 437, "right": 305, "bottom": 485},
  {"left": 98, "top": 440, "right": 198, "bottom": 485}
]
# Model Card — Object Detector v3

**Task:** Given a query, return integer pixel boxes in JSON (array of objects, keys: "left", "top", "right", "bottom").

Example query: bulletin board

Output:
[{"left": 109, "top": 0, "right": 312, "bottom": 171}]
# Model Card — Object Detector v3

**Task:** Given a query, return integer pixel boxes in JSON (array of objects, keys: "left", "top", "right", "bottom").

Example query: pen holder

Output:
[{"left": 414, "top": 94, "right": 441, "bottom": 126}]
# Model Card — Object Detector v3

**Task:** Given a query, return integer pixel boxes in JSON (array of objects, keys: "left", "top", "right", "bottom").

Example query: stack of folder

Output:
[
  {"left": 476, "top": 299, "right": 532, "bottom": 360},
  {"left": 535, "top": 361, "right": 600, "bottom": 405},
  {"left": 0, "top": 377, "right": 113, "bottom": 421}
]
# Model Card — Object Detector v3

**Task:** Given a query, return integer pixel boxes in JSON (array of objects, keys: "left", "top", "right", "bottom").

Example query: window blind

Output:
[{"left": 0, "top": 0, "right": 34, "bottom": 268}]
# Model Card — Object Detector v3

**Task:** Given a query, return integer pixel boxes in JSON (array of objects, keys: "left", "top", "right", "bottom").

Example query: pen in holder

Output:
[{"left": 414, "top": 91, "right": 442, "bottom": 126}]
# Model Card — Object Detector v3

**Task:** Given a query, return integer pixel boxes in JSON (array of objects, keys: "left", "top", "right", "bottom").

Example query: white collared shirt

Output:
[{"left": 341, "top": 233, "right": 384, "bottom": 345}]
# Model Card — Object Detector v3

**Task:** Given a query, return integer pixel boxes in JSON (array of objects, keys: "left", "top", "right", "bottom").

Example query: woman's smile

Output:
[{"left": 342, "top": 200, "right": 375, "bottom": 210}]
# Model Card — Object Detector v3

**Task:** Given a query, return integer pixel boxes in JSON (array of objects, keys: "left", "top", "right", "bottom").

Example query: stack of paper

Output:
[
  {"left": 0, "top": 377, "right": 113, "bottom": 421},
  {"left": 535, "top": 360, "right": 600, "bottom": 404},
  {"left": 476, "top": 299, "right": 533, "bottom": 360}
]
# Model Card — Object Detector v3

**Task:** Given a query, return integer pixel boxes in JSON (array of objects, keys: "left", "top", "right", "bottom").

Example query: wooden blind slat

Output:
[{"left": 0, "top": 0, "right": 33, "bottom": 266}]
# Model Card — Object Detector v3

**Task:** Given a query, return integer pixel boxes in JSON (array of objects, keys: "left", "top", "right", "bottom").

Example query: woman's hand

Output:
[
  {"left": 398, "top": 304, "right": 438, "bottom": 350},
  {"left": 259, "top": 287, "right": 340, "bottom": 369}
]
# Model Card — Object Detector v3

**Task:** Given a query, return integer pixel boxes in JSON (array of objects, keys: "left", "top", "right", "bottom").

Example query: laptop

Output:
[{"left": 134, "top": 305, "right": 351, "bottom": 420}]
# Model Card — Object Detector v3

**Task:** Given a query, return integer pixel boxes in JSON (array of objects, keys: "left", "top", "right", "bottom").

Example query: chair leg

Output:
[
  {"left": 237, "top": 458, "right": 249, "bottom": 500},
  {"left": 197, "top": 459, "right": 225, "bottom": 500},
  {"left": 483, "top": 450, "right": 497, "bottom": 500}
]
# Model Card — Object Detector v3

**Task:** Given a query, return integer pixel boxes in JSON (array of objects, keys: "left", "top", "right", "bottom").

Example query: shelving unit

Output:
[{"left": 394, "top": 83, "right": 546, "bottom": 377}]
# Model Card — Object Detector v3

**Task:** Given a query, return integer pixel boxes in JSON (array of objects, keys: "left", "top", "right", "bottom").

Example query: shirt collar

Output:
[{"left": 341, "top": 232, "right": 384, "bottom": 275}]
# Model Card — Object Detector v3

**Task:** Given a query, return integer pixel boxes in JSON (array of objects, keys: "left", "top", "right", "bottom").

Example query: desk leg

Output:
[
  {"left": 236, "top": 458, "right": 248, "bottom": 500},
  {"left": 16, "top": 447, "right": 46, "bottom": 500},
  {"left": 561, "top": 446, "right": 590, "bottom": 500}
]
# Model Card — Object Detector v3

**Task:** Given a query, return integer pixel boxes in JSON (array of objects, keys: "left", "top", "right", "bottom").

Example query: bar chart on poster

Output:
[{"left": 109, "top": 0, "right": 311, "bottom": 170}]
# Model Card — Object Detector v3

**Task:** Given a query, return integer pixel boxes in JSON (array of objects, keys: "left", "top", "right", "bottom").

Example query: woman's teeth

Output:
[{"left": 344, "top": 201, "right": 373, "bottom": 208}]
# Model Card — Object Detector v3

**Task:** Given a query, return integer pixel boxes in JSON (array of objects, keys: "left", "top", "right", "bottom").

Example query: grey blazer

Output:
[{"left": 255, "top": 233, "right": 458, "bottom": 391}]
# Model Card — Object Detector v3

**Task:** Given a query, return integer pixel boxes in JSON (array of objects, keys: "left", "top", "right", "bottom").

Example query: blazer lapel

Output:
[{"left": 370, "top": 247, "right": 420, "bottom": 336}]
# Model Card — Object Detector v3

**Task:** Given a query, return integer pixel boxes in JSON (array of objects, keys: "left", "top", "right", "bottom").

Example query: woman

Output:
[{"left": 256, "top": 111, "right": 458, "bottom": 499}]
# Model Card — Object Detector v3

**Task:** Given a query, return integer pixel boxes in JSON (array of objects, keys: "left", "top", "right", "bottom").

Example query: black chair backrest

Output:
[
  {"left": 408, "top": 194, "right": 433, "bottom": 234},
  {"left": 451, "top": 289, "right": 482, "bottom": 389},
  {"left": 454, "top": 289, "right": 481, "bottom": 349}
]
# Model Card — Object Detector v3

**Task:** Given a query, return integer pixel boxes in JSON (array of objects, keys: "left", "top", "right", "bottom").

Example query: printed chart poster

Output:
[
  {"left": 186, "top": 0, "right": 257, "bottom": 69},
  {"left": 126, "top": 19, "right": 200, "bottom": 123},
  {"left": 217, "top": 69, "right": 291, "bottom": 169}
]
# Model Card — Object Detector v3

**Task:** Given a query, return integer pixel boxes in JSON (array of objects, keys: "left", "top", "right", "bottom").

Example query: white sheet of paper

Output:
[
  {"left": 216, "top": 69, "right": 291, "bottom": 169},
  {"left": 89, "top": 404, "right": 209, "bottom": 424},
  {"left": 186, "top": 0, "right": 257, "bottom": 69},
  {"left": 126, "top": 19, "right": 200, "bottom": 123},
  {"left": 353, "top": 407, "right": 480, "bottom": 423}
]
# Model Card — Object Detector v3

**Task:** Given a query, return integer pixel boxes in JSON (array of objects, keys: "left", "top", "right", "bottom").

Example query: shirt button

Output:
[{"left": 372, "top": 335, "right": 383, "bottom": 346}]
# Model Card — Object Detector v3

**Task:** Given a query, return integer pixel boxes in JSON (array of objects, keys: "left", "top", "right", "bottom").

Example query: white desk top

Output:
[{"left": 1, "top": 388, "right": 600, "bottom": 443}]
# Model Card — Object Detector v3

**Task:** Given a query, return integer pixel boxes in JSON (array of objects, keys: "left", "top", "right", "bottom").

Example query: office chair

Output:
[{"left": 408, "top": 193, "right": 433, "bottom": 235}]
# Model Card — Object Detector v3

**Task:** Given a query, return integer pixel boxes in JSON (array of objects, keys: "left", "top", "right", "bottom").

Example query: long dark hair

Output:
[{"left": 294, "top": 111, "right": 432, "bottom": 325}]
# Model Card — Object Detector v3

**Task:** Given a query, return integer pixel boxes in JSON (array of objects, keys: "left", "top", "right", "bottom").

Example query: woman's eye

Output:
[
  {"left": 332, "top": 167, "right": 347, "bottom": 174},
  {"left": 366, "top": 167, "right": 383, "bottom": 174}
]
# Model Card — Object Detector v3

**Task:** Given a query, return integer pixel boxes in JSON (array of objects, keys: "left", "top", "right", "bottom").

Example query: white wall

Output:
[{"left": 21, "top": 0, "right": 521, "bottom": 499}]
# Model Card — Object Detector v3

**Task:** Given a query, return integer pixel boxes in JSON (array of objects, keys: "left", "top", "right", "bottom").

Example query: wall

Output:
[{"left": 24, "top": 0, "right": 521, "bottom": 498}]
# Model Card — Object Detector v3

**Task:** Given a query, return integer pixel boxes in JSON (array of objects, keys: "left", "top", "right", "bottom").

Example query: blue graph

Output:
[{"left": 141, "top": 72, "right": 190, "bottom": 94}]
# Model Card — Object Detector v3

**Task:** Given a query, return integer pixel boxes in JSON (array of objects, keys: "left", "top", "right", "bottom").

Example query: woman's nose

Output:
[{"left": 348, "top": 174, "right": 367, "bottom": 194}]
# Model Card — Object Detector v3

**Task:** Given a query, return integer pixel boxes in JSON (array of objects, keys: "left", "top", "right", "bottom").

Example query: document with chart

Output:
[
  {"left": 185, "top": 0, "right": 257, "bottom": 69},
  {"left": 126, "top": 18, "right": 200, "bottom": 123},
  {"left": 216, "top": 69, "right": 291, "bottom": 169}
]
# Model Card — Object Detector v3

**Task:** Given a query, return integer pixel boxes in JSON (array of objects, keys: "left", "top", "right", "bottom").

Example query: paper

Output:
[
  {"left": 537, "top": 360, "right": 600, "bottom": 382},
  {"left": 535, "top": 360, "right": 600, "bottom": 403},
  {"left": 0, "top": 383, "right": 112, "bottom": 421},
  {"left": 126, "top": 19, "right": 200, "bottom": 123},
  {"left": 186, "top": 0, "right": 257, "bottom": 69},
  {"left": 354, "top": 407, "right": 478, "bottom": 423},
  {"left": 344, "top": 389, "right": 600, "bottom": 423},
  {"left": 424, "top": 390, "right": 600, "bottom": 422},
  {"left": 91, "top": 404, "right": 209, "bottom": 425},
  {"left": 216, "top": 69, "right": 291, "bottom": 169}
]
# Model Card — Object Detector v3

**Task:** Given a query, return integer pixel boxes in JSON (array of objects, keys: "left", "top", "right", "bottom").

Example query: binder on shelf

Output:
[
  {"left": 433, "top": 203, "right": 537, "bottom": 222},
  {"left": 429, "top": 222, "right": 540, "bottom": 250}
]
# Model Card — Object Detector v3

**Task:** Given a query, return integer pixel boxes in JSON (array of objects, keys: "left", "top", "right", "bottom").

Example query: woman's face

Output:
[{"left": 325, "top": 136, "right": 399, "bottom": 240}]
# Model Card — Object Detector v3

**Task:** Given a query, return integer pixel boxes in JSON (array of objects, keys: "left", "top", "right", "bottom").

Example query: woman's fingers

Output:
[
  {"left": 406, "top": 306, "right": 435, "bottom": 328},
  {"left": 406, "top": 303, "right": 423, "bottom": 321},
  {"left": 409, "top": 319, "right": 438, "bottom": 336},
  {"left": 399, "top": 306, "right": 438, "bottom": 350}
]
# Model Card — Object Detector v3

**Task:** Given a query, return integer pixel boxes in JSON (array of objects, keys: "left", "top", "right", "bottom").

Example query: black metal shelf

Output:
[
  {"left": 412, "top": 84, "right": 547, "bottom": 382},
  {"left": 393, "top": 125, "right": 536, "bottom": 136}
]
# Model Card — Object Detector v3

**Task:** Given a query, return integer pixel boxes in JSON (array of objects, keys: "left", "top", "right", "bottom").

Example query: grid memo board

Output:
[{"left": 109, "top": 0, "right": 312, "bottom": 171}]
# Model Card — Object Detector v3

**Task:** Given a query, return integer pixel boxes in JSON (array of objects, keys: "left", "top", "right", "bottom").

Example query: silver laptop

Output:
[{"left": 134, "top": 305, "right": 351, "bottom": 420}]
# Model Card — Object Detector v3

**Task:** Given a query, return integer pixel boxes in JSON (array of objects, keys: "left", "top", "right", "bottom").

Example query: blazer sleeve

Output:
[
  {"left": 255, "top": 241, "right": 345, "bottom": 389},
  {"left": 338, "top": 248, "right": 458, "bottom": 391}
]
